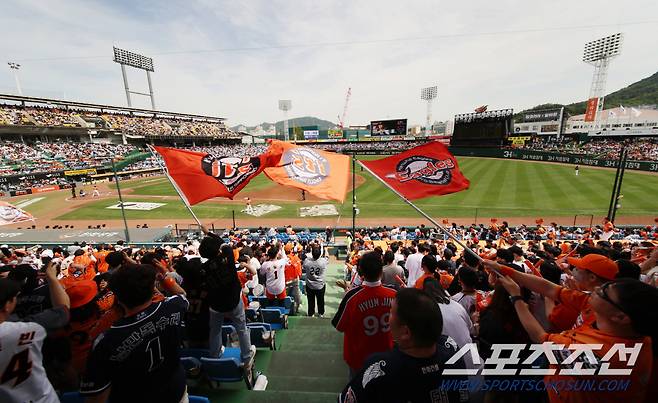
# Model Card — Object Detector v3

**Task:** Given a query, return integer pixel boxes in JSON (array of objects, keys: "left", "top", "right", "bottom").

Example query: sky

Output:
[{"left": 1, "top": 0, "right": 657, "bottom": 127}]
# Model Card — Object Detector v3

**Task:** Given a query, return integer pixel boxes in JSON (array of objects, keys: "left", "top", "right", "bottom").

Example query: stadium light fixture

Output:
[
  {"left": 112, "top": 47, "right": 156, "bottom": 109},
  {"left": 420, "top": 86, "right": 438, "bottom": 136},
  {"left": 7, "top": 62, "right": 23, "bottom": 96},
  {"left": 582, "top": 33, "right": 623, "bottom": 133},
  {"left": 278, "top": 100, "right": 292, "bottom": 141}
]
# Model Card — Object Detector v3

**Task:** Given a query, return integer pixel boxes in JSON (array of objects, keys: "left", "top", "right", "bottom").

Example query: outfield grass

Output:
[{"left": 57, "top": 157, "right": 658, "bottom": 221}]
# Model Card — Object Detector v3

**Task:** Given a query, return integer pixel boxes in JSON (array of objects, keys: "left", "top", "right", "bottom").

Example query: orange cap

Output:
[
  {"left": 567, "top": 254, "right": 618, "bottom": 280},
  {"left": 66, "top": 280, "right": 98, "bottom": 308}
]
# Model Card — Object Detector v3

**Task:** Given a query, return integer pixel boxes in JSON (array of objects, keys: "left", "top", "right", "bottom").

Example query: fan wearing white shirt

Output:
[
  {"left": 405, "top": 243, "right": 429, "bottom": 287},
  {"left": 259, "top": 244, "right": 288, "bottom": 303}
]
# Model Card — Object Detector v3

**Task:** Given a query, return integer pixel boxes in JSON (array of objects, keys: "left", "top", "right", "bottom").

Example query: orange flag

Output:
[{"left": 264, "top": 140, "right": 350, "bottom": 202}]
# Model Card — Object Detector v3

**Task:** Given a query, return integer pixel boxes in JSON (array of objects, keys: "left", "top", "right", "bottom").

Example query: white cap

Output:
[{"left": 40, "top": 249, "right": 54, "bottom": 258}]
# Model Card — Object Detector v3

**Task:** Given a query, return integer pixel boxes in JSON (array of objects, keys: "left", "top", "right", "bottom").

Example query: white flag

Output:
[
  {"left": 619, "top": 104, "right": 626, "bottom": 113},
  {"left": 631, "top": 107, "right": 641, "bottom": 117}
]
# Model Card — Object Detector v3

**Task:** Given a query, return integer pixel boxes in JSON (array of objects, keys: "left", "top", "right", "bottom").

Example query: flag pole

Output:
[
  {"left": 351, "top": 153, "right": 356, "bottom": 238},
  {"left": 147, "top": 145, "right": 202, "bottom": 227},
  {"left": 356, "top": 160, "right": 483, "bottom": 263},
  {"left": 111, "top": 159, "right": 131, "bottom": 243}
]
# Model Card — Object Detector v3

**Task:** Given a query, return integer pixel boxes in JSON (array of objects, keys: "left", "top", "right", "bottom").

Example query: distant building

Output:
[{"left": 564, "top": 106, "right": 658, "bottom": 136}]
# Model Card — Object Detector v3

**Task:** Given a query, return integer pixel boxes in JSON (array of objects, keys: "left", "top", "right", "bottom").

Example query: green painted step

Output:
[
  {"left": 266, "top": 351, "right": 347, "bottom": 378},
  {"left": 278, "top": 328, "right": 343, "bottom": 347},
  {"left": 244, "top": 390, "right": 338, "bottom": 403},
  {"left": 288, "top": 317, "right": 336, "bottom": 327},
  {"left": 266, "top": 375, "right": 347, "bottom": 394}
]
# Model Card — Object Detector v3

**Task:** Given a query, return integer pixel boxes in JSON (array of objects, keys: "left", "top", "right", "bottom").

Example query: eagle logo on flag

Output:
[
  {"left": 201, "top": 155, "right": 261, "bottom": 192},
  {"left": 387, "top": 156, "right": 455, "bottom": 185}
]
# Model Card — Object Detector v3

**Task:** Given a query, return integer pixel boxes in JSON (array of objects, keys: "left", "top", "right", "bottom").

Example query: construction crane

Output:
[{"left": 337, "top": 87, "right": 351, "bottom": 129}]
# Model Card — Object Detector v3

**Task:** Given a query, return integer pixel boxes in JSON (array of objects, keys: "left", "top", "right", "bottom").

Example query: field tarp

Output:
[{"left": 0, "top": 227, "right": 171, "bottom": 245}]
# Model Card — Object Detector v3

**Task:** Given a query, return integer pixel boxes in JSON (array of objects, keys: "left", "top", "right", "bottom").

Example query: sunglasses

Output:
[{"left": 594, "top": 281, "right": 627, "bottom": 315}]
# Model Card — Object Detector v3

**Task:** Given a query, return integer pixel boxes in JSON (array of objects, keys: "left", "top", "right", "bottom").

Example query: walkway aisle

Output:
[{"left": 198, "top": 261, "right": 348, "bottom": 403}]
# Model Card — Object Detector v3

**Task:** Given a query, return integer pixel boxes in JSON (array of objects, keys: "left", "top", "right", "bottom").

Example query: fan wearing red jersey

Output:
[{"left": 332, "top": 251, "right": 397, "bottom": 378}]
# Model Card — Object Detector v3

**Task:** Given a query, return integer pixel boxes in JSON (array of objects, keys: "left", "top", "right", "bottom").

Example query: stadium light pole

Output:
[
  {"left": 112, "top": 47, "right": 156, "bottom": 110},
  {"left": 421, "top": 86, "right": 438, "bottom": 136},
  {"left": 582, "top": 33, "right": 623, "bottom": 134},
  {"left": 279, "top": 100, "right": 292, "bottom": 141},
  {"left": 7, "top": 62, "right": 23, "bottom": 96}
]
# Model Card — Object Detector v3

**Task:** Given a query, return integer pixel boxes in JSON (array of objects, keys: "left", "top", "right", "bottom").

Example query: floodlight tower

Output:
[
  {"left": 278, "top": 100, "right": 292, "bottom": 141},
  {"left": 582, "top": 33, "right": 622, "bottom": 133},
  {"left": 112, "top": 47, "right": 156, "bottom": 109},
  {"left": 7, "top": 62, "right": 23, "bottom": 96},
  {"left": 421, "top": 86, "right": 438, "bottom": 136}
]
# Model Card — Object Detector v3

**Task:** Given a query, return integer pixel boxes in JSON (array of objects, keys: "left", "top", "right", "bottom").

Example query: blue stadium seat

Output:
[
  {"left": 189, "top": 396, "right": 211, "bottom": 403},
  {"left": 181, "top": 356, "right": 203, "bottom": 377},
  {"left": 248, "top": 322, "right": 276, "bottom": 350},
  {"left": 260, "top": 308, "right": 287, "bottom": 330},
  {"left": 180, "top": 348, "right": 210, "bottom": 360},
  {"left": 201, "top": 347, "right": 254, "bottom": 389},
  {"left": 246, "top": 307, "right": 260, "bottom": 321}
]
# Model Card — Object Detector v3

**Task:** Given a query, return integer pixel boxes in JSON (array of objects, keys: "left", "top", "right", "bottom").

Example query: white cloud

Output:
[{"left": 1, "top": 0, "right": 657, "bottom": 126}]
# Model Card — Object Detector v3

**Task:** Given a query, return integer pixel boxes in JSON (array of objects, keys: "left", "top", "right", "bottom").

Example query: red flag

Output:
[
  {"left": 264, "top": 140, "right": 350, "bottom": 202},
  {"left": 152, "top": 146, "right": 278, "bottom": 205},
  {"left": 361, "top": 141, "right": 469, "bottom": 200}
]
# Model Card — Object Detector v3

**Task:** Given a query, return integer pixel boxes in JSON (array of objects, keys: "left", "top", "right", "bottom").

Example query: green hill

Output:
[
  {"left": 517, "top": 70, "right": 658, "bottom": 118},
  {"left": 232, "top": 116, "right": 336, "bottom": 133}
]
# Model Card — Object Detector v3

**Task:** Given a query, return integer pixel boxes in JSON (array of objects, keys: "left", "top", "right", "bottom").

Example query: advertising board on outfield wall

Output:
[
  {"left": 354, "top": 147, "right": 657, "bottom": 172},
  {"left": 449, "top": 147, "right": 658, "bottom": 172}
]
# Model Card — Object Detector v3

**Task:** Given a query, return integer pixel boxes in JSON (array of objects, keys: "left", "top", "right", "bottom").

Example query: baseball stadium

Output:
[{"left": 1, "top": 3, "right": 658, "bottom": 403}]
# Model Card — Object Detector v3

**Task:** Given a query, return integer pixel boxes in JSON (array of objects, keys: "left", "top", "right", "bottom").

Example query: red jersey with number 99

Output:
[{"left": 331, "top": 282, "right": 397, "bottom": 370}]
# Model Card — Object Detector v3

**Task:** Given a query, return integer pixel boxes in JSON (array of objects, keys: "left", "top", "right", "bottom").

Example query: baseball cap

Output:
[
  {"left": 40, "top": 249, "right": 54, "bottom": 259},
  {"left": 66, "top": 280, "right": 98, "bottom": 308},
  {"left": 567, "top": 254, "right": 618, "bottom": 280}
]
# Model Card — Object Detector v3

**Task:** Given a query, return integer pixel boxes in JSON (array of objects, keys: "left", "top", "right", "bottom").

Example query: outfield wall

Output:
[
  {"left": 357, "top": 147, "right": 658, "bottom": 172},
  {"left": 450, "top": 147, "right": 658, "bottom": 172}
]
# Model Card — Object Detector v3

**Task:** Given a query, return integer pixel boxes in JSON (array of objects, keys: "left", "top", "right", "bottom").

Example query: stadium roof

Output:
[{"left": 0, "top": 93, "right": 225, "bottom": 122}]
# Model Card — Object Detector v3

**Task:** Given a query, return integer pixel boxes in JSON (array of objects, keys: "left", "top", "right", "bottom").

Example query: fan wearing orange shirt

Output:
[
  {"left": 487, "top": 261, "right": 656, "bottom": 403},
  {"left": 61, "top": 251, "right": 97, "bottom": 288},
  {"left": 414, "top": 255, "right": 453, "bottom": 291},
  {"left": 93, "top": 245, "right": 111, "bottom": 273},
  {"left": 63, "top": 280, "right": 121, "bottom": 379},
  {"left": 283, "top": 243, "right": 303, "bottom": 312},
  {"left": 501, "top": 252, "right": 618, "bottom": 332}
]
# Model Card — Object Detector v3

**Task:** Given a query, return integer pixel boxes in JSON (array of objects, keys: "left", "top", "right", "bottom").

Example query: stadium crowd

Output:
[
  {"left": 521, "top": 137, "right": 658, "bottom": 161},
  {"left": 310, "top": 140, "right": 427, "bottom": 153},
  {"left": 0, "top": 142, "right": 137, "bottom": 175},
  {"left": 334, "top": 232, "right": 658, "bottom": 402},
  {"left": 0, "top": 104, "right": 236, "bottom": 138},
  {"left": 0, "top": 221, "right": 656, "bottom": 402},
  {"left": 350, "top": 219, "right": 658, "bottom": 243}
]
